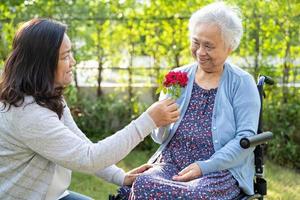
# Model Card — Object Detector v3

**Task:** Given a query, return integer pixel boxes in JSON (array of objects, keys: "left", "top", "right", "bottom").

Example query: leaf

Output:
[
  {"left": 156, "top": 85, "right": 163, "bottom": 94},
  {"left": 163, "top": 87, "right": 167, "bottom": 94}
]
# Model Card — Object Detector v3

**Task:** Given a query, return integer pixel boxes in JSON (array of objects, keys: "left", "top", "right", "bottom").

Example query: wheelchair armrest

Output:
[{"left": 240, "top": 131, "right": 273, "bottom": 149}]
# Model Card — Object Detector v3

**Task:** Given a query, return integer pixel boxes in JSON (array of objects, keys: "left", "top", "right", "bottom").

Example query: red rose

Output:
[
  {"left": 163, "top": 71, "right": 188, "bottom": 88},
  {"left": 157, "top": 70, "right": 189, "bottom": 99},
  {"left": 177, "top": 72, "right": 188, "bottom": 87}
]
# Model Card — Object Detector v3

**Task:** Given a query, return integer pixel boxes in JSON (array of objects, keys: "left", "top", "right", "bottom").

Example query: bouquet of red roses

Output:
[{"left": 157, "top": 71, "right": 188, "bottom": 99}]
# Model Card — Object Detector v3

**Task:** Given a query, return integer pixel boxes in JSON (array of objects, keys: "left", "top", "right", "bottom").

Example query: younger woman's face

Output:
[{"left": 54, "top": 34, "right": 76, "bottom": 87}]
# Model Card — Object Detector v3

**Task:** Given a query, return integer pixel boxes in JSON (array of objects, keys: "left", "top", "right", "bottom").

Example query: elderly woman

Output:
[{"left": 116, "top": 2, "right": 260, "bottom": 199}]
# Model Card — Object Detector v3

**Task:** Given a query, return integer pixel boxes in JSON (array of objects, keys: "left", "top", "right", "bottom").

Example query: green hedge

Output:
[
  {"left": 64, "top": 86, "right": 159, "bottom": 151},
  {"left": 264, "top": 86, "right": 300, "bottom": 169}
]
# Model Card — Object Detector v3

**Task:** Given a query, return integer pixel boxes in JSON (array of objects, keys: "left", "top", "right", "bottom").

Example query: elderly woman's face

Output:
[{"left": 191, "top": 23, "right": 231, "bottom": 72}]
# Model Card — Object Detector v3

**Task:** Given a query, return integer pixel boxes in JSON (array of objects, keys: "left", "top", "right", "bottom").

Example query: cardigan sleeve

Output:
[
  {"left": 12, "top": 103, "right": 156, "bottom": 175},
  {"left": 197, "top": 74, "right": 260, "bottom": 174}
]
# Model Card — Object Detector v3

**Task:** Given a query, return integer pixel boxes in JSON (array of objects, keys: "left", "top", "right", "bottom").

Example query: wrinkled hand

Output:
[
  {"left": 123, "top": 164, "right": 153, "bottom": 186},
  {"left": 147, "top": 98, "right": 180, "bottom": 127},
  {"left": 172, "top": 163, "right": 202, "bottom": 182}
]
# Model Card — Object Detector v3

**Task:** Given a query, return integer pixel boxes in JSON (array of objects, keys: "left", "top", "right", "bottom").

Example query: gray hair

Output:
[{"left": 189, "top": 2, "right": 243, "bottom": 50}]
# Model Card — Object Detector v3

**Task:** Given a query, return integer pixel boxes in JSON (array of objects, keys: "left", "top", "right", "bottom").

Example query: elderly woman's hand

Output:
[
  {"left": 172, "top": 163, "right": 202, "bottom": 182},
  {"left": 123, "top": 164, "right": 153, "bottom": 186}
]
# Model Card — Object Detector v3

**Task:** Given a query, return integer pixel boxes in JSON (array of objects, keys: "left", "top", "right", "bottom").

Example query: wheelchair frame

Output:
[{"left": 236, "top": 75, "right": 274, "bottom": 200}]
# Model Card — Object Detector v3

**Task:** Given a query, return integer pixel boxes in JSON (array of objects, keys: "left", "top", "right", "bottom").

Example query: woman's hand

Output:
[
  {"left": 123, "top": 164, "right": 153, "bottom": 186},
  {"left": 147, "top": 98, "right": 180, "bottom": 127},
  {"left": 172, "top": 163, "right": 202, "bottom": 182}
]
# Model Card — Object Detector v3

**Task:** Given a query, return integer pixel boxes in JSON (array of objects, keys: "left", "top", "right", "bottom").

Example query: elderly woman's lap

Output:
[{"left": 118, "top": 164, "right": 239, "bottom": 200}]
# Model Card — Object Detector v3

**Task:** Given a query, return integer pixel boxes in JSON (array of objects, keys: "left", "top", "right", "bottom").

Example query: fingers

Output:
[
  {"left": 162, "top": 98, "right": 176, "bottom": 106},
  {"left": 169, "top": 109, "right": 180, "bottom": 124},
  {"left": 172, "top": 165, "right": 191, "bottom": 182},
  {"left": 172, "top": 170, "right": 195, "bottom": 182},
  {"left": 170, "top": 110, "right": 180, "bottom": 119},
  {"left": 128, "top": 164, "right": 153, "bottom": 174},
  {"left": 178, "top": 166, "right": 191, "bottom": 176},
  {"left": 123, "top": 173, "right": 139, "bottom": 186},
  {"left": 133, "top": 164, "right": 153, "bottom": 174},
  {"left": 166, "top": 102, "right": 179, "bottom": 112},
  {"left": 124, "top": 164, "right": 153, "bottom": 186},
  {"left": 164, "top": 99, "right": 179, "bottom": 119},
  {"left": 127, "top": 174, "right": 139, "bottom": 178},
  {"left": 172, "top": 163, "right": 202, "bottom": 182}
]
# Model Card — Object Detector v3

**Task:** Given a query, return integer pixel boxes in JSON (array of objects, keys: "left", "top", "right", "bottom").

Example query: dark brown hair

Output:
[{"left": 0, "top": 18, "right": 67, "bottom": 118}]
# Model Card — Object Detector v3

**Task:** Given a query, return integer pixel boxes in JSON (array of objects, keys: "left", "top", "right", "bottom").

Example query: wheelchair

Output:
[
  {"left": 234, "top": 75, "right": 274, "bottom": 200},
  {"left": 109, "top": 75, "right": 274, "bottom": 200}
]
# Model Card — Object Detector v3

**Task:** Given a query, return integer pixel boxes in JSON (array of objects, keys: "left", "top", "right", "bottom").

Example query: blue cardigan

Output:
[{"left": 149, "top": 62, "right": 260, "bottom": 195}]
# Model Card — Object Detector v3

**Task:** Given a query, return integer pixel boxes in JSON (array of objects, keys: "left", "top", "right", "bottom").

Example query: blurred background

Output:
[{"left": 1, "top": 0, "right": 300, "bottom": 199}]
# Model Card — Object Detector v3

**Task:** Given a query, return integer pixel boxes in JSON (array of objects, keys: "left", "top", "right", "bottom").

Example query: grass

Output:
[
  {"left": 70, "top": 150, "right": 300, "bottom": 200},
  {"left": 266, "top": 160, "right": 300, "bottom": 199}
]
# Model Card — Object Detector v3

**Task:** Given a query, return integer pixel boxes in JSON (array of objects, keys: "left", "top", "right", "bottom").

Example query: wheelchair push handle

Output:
[
  {"left": 258, "top": 75, "right": 274, "bottom": 86},
  {"left": 240, "top": 131, "right": 273, "bottom": 149}
]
